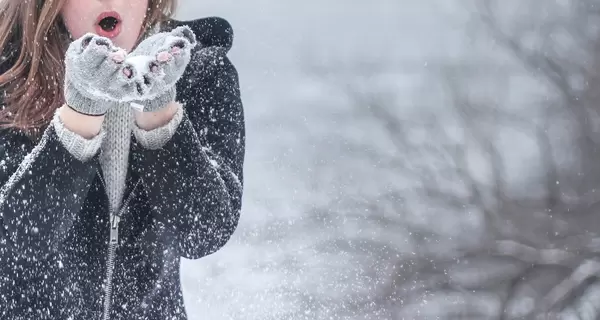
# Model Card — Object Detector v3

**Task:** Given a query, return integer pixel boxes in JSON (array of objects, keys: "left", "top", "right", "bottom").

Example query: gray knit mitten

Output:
[
  {"left": 126, "top": 26, "right": 197, "bottom": 112},
  {"left": 64, "top": 33, "right": 136, "bottom": 115}
]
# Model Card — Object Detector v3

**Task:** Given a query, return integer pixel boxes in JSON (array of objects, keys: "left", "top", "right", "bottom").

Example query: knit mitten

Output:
[
  {"left": 64, "top": 33, "right": 136, "bottom": 115},
  {"left": 126, "top": 26, "right": 197, "bottom": 112}
]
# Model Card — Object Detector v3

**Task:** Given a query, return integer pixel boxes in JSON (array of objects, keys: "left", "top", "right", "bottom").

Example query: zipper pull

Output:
[{"left": 110, "top": 215, "right": 120, "bottom": 245}]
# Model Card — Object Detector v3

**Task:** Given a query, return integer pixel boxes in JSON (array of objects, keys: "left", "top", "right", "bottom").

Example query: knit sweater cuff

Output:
[
  {"left": 132, "top": 103, "right": 184, "bottom": 150},
  {"left": 52, "top": 110, "right": 105, "bottom": 162}
]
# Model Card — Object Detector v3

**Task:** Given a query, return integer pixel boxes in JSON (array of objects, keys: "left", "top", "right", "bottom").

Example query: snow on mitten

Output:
[
  {"left": 64, "top": 33, "right": 136, "bottom": 115},
  {"left": 126, "top": 26, "right": 197, "bottom": 112}
]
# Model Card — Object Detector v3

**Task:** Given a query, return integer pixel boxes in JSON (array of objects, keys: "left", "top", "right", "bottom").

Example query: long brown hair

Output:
[{"left": 0, "top": 0, "right": 177, "bottom": 137}]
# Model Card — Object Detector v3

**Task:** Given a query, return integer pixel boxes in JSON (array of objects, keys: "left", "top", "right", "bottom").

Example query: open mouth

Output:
[
  {"left": 95, "top": 11, "right": 122, "bottom": 38},
  {"left": 99, "top": 16, "right": 119, "bottom": 32}
]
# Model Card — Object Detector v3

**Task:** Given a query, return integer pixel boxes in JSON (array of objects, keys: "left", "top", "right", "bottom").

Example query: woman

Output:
[{"left": 0, "top": 0, "right": 245, "bottom": 319}]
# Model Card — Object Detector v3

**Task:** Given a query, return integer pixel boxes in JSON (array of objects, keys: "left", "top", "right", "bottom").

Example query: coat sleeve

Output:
[
  {"left": 0, "top": 120, "right": 101, "bottom": 261},
  {"left": 132, "top": 45, "right": 245, "bottom": 260}
]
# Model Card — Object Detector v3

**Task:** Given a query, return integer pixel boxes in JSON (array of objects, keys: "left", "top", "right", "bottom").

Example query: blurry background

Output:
[{"left": 175, "top": 0, "right": 600, "bottom": 319}]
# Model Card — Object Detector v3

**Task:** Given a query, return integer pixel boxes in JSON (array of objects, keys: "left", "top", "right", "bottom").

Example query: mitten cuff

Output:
[
  {"left": 64, "top": 80, "right": 110, "bottom": 116},
  {"left": 52, "top": 109, "right": 105, "bottom": 162},
  {"left": 132, "top": 102, "right": 184, "bottom": 150},
  {"left": 135, "top": 88, "right": 176, "bottom": 113}
]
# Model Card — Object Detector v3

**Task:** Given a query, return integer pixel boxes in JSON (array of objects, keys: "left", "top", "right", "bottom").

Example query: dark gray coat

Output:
[{"left": 0, "top": 17, "right": 245, "bottom": 320}]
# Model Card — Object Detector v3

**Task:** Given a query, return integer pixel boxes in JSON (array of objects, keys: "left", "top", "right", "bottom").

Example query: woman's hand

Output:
[
  {"left": 61, "top": 33, "right": 130, "bottom": 137},
  {"left": 63, "top": 33, "right": 136, "bottom": 115},
  {"left": 127, "top": 26, "right": 197, "bottom": 113},
  {"left": 60, "top": 28, "right": 197, "bottom": 134}
]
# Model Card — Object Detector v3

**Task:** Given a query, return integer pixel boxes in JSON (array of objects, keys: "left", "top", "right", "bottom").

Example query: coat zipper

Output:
[{"left": 97, "top": 169, "right": 141, "bottom": 320}]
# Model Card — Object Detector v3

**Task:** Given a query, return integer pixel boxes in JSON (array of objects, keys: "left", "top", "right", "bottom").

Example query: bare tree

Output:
[{"left": 297, "top": 0, "right": 600, "bottom": 319}]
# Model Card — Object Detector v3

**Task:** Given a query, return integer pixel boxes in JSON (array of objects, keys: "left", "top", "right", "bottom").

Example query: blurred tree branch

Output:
[{"left": 298, "top": 0, "right": 600, "bottom": 318}]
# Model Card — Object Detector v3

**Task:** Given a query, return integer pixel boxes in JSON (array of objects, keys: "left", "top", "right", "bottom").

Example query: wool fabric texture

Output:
[{"left": 53, "top": 102, "right": 184, "bottom": 214}]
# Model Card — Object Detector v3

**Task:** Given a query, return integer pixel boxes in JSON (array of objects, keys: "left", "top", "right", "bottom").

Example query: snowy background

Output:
[
  {"left": 174, "top": 0, "right": 600, "bottom": 319},
  {"left": 174, "top": 1, "right": 469, "bottom": 318}
]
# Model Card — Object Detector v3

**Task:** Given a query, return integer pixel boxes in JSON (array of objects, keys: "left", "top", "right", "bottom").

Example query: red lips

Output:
[{"left": 95, "top": 11, "right": 122, "bottom": 39}]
